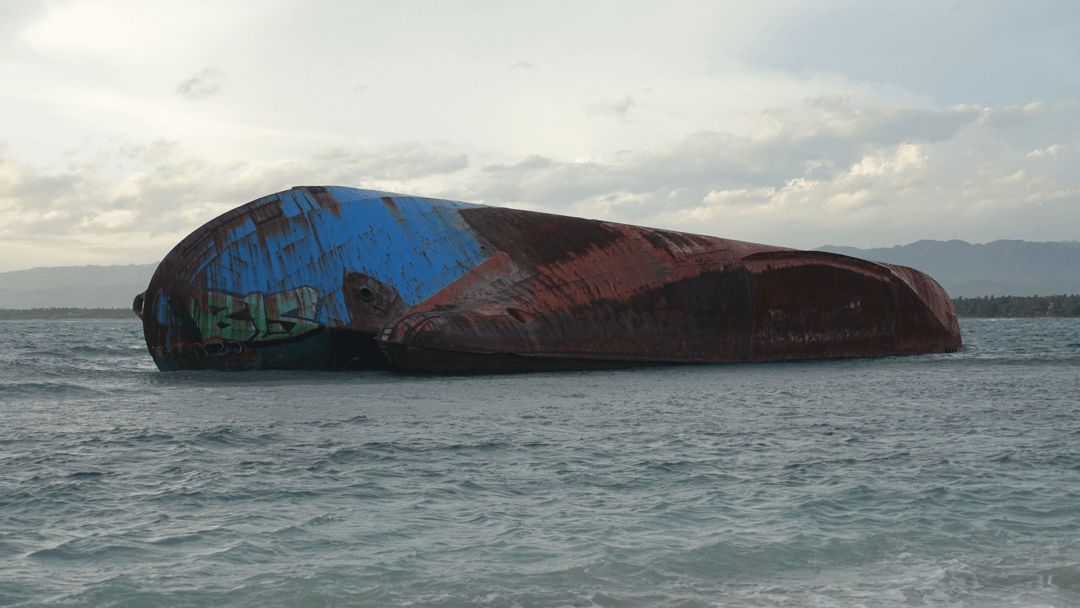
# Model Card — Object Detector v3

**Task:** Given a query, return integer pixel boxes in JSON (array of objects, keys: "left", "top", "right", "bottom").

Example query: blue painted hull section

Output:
[{"left": 194, "top": 188, "right": 489, "bottom": 327}]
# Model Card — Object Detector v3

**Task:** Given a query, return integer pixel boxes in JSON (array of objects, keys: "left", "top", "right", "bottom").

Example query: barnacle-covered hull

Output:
[{"left": 135, "top": 186, "right": 961, "bottom": 372}]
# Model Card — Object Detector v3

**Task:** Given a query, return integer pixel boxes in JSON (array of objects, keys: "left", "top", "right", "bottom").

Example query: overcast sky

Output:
[{"left": 1, "top": 0, "right": 1078, "bottom": 271}]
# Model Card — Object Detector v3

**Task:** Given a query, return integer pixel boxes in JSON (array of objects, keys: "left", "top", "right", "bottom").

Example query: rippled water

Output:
[{"left": 1, "top": 319, "right": 1078, "bottom": 607}]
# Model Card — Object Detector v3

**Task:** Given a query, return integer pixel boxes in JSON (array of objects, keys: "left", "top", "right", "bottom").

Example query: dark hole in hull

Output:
[{"left": 329, "top": 329, "right": 393, "bottom": 371}]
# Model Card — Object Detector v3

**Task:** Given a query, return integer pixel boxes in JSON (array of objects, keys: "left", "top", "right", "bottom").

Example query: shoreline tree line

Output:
[{"left": 949, "top": 294, "right": 1080, "bottom": 318}]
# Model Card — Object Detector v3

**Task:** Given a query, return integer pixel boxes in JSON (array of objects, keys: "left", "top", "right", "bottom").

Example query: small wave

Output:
[
  {"left": 206, "top": 540, "right": 283, "bottom": 564},
  {"left": 146, "top": 526, "right": 231, "bottom": 547},
  {"left": 66, "top": 471, "right": 106, "bottom": 480},
  {"left": 187, "top": 426, "right": 281, "bottom": 447},
  {"left": 67, "top": 345, "right": 140, "bottom": 358},
  {"left": 316, "top": 442, "right": 417, "bottom": 466},
  {"left": 0, "top": 382, "right": 104, "bottom": 398},
  {"left": 27, "top": 538, "right": 149, "bottom": 562},
  {"left": 311, "top": 414, "right": 370, "bottom": 428},
  {"left": 1041, "top": 564, "right": 1080, "bottom": 591},
  {"left": 934, "top": 559, "right": 1080, "bottom": 601},
  {"left": 437, "top": 441, "right": 510, "bottom": 452}
]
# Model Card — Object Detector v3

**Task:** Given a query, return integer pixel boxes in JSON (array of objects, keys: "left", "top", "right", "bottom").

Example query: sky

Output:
[{"left": 1, "top": 0, "right": 1078, "bottom": 271}]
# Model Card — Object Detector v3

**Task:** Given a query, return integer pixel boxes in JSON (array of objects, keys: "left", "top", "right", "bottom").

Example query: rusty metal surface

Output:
[{"left": 136, "top": 186, "right": 961, "bottom": 372}]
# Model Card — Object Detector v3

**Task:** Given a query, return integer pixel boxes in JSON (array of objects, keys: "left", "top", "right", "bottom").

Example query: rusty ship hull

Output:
[{"left": 135, "top": 186, "right": 961, "bottom": 372}]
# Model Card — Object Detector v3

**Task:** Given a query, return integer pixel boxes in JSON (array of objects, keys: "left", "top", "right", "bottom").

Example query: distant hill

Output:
[
  {"left": 0, "top": 263, "right": 157, "bottom": 309},
  {"left": 817, "top": 240, "right": 1080, "bottom": 297}
]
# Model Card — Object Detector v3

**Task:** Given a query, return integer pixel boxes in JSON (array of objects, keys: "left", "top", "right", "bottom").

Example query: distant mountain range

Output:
[
  {"left": 0, "top": 239, "right": 1077, "bottom": 309},
  {"left": 0, "top": 263, "right": 157, "bottom": 309},
  {"left": 817, "top": 240, "right": 1080, "bottom": 298}
]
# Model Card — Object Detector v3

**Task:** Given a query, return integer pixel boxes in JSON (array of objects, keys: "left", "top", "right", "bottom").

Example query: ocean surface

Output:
[{"left": 1, "top": 319, "right": 1078, "bottom": 607}]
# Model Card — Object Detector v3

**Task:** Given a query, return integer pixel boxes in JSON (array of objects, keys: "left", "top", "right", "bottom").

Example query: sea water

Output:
[{"left": 0, "top": 319, "right": 1078, "bottom": 607}]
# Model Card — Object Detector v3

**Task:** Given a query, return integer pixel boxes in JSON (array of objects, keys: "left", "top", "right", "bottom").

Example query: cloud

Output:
[
  {"left": 587, "top": 94, "right": 635, "bottom": 118},
  {"left": 0, "top": 141, "right": 238, "bottom": 241},
  {"left": 744, "top": 1, "right": 1080, "bottom": 107},
  {"left": 2, "top": 97, "right": 1078, "bottom": 270},
  {"left": 1027, "top": 144, "right": 1065, "bottom": 158},
  {"left": 461, "top": 101, "right": 987, "bottom": 214},
  {"left": 458, "top": 99, "right": 1080, "bottom": 248},
  {"left": 0, "top": 1, "right": 48, "bottom": 55},
  {"left": 508, "top": 61, "right": 536, "bottom": 70},
  {"left": 311, "top": 143, "right": 468, "bottom": 181},
  {"left": 176, "top": 66, "right": 221, "bottom": 100},
  {"left": 0, "top": 137, "right": 476, "bottom": 269}
]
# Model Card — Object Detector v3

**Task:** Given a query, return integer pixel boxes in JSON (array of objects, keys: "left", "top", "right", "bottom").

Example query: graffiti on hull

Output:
[{"left": 186, "top": 286, "right": 322, "bottom": 345}]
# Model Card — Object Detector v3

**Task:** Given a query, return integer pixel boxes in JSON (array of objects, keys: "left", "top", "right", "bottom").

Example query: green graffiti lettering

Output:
[{"left": 187, "top": 286, "right": 321, "bottom": 343}]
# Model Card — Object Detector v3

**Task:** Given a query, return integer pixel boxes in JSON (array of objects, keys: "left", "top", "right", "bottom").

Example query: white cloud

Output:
[
  {"left": 587, "top": 95, "right": 635, "bottom": 118},
  {"left": 82, "top": 208, "right": 137, "bottom": 230},
  {"left": 454, "top": 100, "right": 1080, "bottom": 248},
  {"left": 1028, "top": 144, "right": 1065, "bottom": 158},
  {"left": 1, "top": 96, "right": 1078, "bottom": 271},
  {"left": 176, "top": 67, "right": 221, "bottom": 100},
  {"left": 0, "top": 2, "right": 1077, "bottom": 269},
  {"left": 311, "top": 143, "right": 468, "bottom": 181},
  {"left": 846, "top": 143, "right": 926, "bottom": 177},
  {"left": 0, "top": 137, "right": 480, "bottom": 269}
]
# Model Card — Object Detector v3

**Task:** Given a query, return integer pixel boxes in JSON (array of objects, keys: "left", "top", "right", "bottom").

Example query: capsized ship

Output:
[{"left": 134, "top": 186, "right": 961, "bottom": 372}]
